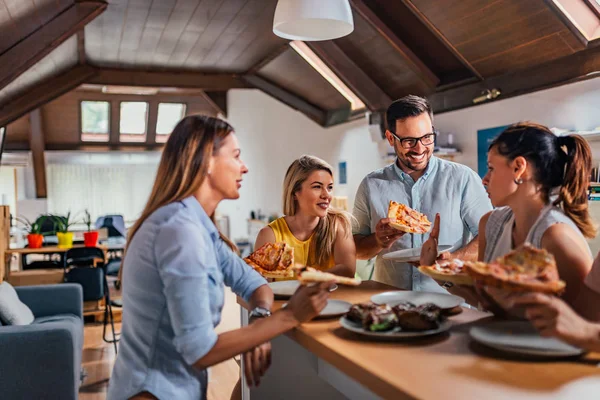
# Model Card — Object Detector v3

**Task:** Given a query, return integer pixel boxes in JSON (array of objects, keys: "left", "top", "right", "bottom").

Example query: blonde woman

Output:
[
  {"left": 108, "top": 117, "right": 331, "bottom": 400},
  {"left": 255, "top": 155, "right": 356, "bottom": 278}
]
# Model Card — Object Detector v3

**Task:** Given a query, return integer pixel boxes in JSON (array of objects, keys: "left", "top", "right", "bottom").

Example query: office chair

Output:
[{"left": 64, "top": 247, "right": 119, "bottom": 353}]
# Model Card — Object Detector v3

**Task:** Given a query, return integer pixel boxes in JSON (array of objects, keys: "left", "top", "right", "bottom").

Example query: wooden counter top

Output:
[{"left": 264, "top": 281, "right": 600, "bottom": 400}]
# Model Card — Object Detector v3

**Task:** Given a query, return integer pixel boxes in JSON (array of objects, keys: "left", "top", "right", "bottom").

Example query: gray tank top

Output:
[{"left": 484, "top": 205, "right": 591, "bottom": 262}]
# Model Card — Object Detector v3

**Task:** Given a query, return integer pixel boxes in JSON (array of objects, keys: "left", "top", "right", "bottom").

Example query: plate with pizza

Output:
[
  {"left": 470, "top": 321, "right": 584, "bottom": 358},
  {"left": 463, "top": 244, "right": 566, "bottom": 294},
  {"left": 268, "top": 280, "right": 338, "bottom": 298},
  {"left": 243, "top": 242, "right": 295, "bottom": 279},
  {"left": 383, "top": 245, "right": 452, "bottom": 263},
  {"left": 418, "top": 259, "right": 474, "bottom": 286},
  {"left": 387, "top": 200, "right": 432, "bottom": 234}
]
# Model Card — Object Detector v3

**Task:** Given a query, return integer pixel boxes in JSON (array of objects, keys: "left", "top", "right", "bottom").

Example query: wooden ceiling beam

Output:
[
  {"left": 399, "top": 0, "right": 483, "bottom": 81},
  {"left": 350, "top": 0, "right": 440, "bottom": 88},
  {"left": 28, "top": 109, "right": 48, "bottom": 199},
  {"left": 0, "top": 65, "right": 98, "bottom": 127},
  {"left": 247, "top": 43, "right": 290, "bottom": 75},
  {"left": 308, "top": 41, "right": 392, "bottom": 111},
  {"left": 202, "top": 91, "right": 228, "bottom": 117},
  {"left": 243, "top": 75, "right": 327, "bottom": 126},
  {"left": 0, "top": 0, "right": 107, "bottom": 92},
  {"left": 429, "top": 46, "right": 600, "bottom": 114},
  {"left": 88, "top": 68, "right": 249, "bottom": 90}
]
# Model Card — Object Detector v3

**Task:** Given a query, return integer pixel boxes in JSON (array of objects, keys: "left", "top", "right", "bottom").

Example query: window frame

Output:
[
  {"left": 155, "top": 102, "right": 187, "bottom": 143},
  {"left": 79, "top": 100, "right": 111, "bottom": 143},
  {"left": 118, "top": 100, "right": 149, "bottom": 143},
  {"left": 585, "top": 0, "right": 600, "bottom": 18}
]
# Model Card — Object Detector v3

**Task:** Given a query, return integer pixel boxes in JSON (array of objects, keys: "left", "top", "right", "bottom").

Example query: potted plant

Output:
[
  {"left": 15, "top": 215, "right": 46, "bottom": 248},
  {"left": 82, "top": 209, "right": 99, "bottom": 247},
  {"left": 54, "top": 212, "right": 78, "bottom": 249}
]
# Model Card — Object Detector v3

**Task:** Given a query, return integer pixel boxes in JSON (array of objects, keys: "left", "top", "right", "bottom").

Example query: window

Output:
[
  {"left": 120, "top": 101, "right": 148, "bottom": 142},
  {"left": 81, "top": 101, "right": 110, "bottom": 142},
  {"left": 155, "top": 103, "right": 186, "bottom": 143},
  {"left": 552, "top": 0, "right": 600, "bottom": 41},
  {"left": 290, "top": 40, "right": 366, "bottom": 111},
  {"left": 585, "top": 0, "right": 600, "bottom": 17}
]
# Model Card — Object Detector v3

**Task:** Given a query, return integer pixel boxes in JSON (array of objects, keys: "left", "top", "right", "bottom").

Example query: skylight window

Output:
[
  {"left": 552, "top": 0, "right": 600, "bottom": 41},
  {"left": 119, "top": 101, "right": 148, "bottom": 142},
  {"left": 80, "top": 101, "right": 110, "bottom": 142},
  {"left": 155, "top": 103, "right": 186, "bottom": 143},
  {"left": 289, "top": 40, "right": 366, "bottom": 111}
]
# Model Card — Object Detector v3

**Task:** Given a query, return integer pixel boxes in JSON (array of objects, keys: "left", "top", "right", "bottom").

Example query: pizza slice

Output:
[
  {"left": 418, "top": 259, "right": 473, "bottom": 286},
  {"left": 244, "top": 242, "right": 295, "bottom": 279},
  {"left": 297, "top": 267, "right": 362, "bottom": 286},
  {"left": 464, "top": 244, "right": 566, "bottom": 294},
  {"left": 387, "top": 200, "right": 431, "bottom": 234}
]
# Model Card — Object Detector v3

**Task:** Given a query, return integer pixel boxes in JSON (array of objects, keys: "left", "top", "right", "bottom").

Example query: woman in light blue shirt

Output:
[{"left": 107, "top": 116, "right": 330, "bottom": 400}]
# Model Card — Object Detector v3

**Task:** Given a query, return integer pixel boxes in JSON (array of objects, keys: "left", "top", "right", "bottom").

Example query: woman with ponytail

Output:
[
  {"left": 475, "top": 122, "right": 596, "bottom": 316},
  {"left": 255, "top": 155, "right": 356, "bottom": 278},
  {"left": 108, "top": 117, "right": 331, "bottom": 400}
]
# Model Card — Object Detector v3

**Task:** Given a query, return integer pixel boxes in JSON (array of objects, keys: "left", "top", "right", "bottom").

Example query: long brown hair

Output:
[
  {"left": 128, "top": 115, "right": 237, "bottom": 251},
  {"left": 282, "top": 155, "right": 352, "bottom": 266},
  {"left": 490, "top": 122, "right": 596, "bottom": 238}
]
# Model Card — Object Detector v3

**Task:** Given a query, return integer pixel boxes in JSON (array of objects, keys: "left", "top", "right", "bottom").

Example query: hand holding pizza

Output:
[
  {"left": 374, "top": 218, "right": 405, "bottom": 249},
  {"left": 419, "top": 213, "right": 441, "bottom": 266},
  {"left": 511, "top": 293, "right": 600, "bottom": 351}
]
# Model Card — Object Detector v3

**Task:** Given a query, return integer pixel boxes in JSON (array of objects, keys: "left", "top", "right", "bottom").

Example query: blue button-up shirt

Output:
[
  {"left": 108, "top": 196, "right": 267, "bottom": 400},
  {"left": 353, "top": 156, "right": 492, "bottom": 291}
]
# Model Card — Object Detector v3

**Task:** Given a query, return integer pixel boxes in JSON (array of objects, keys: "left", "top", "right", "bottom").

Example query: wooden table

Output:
[{"left": 245, "top": 281, "right": 600, "bottom": 400}]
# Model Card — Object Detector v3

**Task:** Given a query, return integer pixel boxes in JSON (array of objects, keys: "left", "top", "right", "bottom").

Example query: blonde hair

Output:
[
  {"left": 282, "top": 155, "right": 352, "bottom": 266},
  {"left": 128, "top": 115, "right": 237, "bottom": 255}
]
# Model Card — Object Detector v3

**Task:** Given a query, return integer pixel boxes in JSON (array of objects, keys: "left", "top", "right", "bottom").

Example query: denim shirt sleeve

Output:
[
  {"left": 153, "top": 217, "right": 219, "bottom": 366},
  {"left": 215, "top": 239, "right": 267, "bottom": 302},
  {"left": 352, "top": 178, "right": 372, "bottom": 236},
  {"left": 460, "top": 168, "right": 493, "bottom": 236}
]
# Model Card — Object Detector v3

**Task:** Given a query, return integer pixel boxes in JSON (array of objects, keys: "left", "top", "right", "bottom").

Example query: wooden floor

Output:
[{"left": 79, "top": 287, "right": 242, "bottom": 400}]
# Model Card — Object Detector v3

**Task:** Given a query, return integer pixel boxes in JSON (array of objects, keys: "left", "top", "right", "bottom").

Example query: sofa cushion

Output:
[{"left": 0, "top": 282, "right": 34, "bottom": 325}]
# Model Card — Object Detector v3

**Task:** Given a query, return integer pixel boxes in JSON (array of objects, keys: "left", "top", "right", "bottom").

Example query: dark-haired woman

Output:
[
  {"left": 479, "top": 122, "right": 594, "bottom": 313},
  {"left": 107, "top": 116, "right": 331, "bottom": 400},
  {"left": 421, "top": 122, "right": 595, "bottom": 316}
]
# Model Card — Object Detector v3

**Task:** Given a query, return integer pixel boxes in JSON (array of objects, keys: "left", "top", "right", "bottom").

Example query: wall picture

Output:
[
  {"left": 477, "top": 125, "right": 510, "bottom": 178},
  {"left": 338, "top": 161, "right": 347, "bottom": 185}
]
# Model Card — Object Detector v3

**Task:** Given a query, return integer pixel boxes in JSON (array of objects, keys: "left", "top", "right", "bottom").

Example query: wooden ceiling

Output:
[{"left": 2, "top": 0, "right": 600, "bottom": 132}]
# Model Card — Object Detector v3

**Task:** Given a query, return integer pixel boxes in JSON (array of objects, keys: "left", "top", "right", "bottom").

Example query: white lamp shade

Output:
[{"left": 273, "top": 0, "right": 354, "bottom": 41}]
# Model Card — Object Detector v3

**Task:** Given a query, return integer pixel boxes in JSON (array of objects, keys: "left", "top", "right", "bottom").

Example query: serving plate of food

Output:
[
  {"left": 339, "top": 302, "right": 452, "bottom": 339},
  {"left": 371, "top": 291, "right": 464, "bottom": 310}
]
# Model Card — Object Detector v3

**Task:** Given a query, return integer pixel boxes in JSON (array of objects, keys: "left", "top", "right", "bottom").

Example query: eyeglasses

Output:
[{"left": 389, "top": 130, "right": 438, "bottom": 149}]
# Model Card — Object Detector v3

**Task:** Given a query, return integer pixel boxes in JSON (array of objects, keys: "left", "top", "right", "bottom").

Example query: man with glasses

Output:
[{"left": 352, "top": 95, "right": 491, "bottom": 291}]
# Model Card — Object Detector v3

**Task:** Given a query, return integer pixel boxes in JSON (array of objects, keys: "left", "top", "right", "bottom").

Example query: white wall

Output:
[
  {"left": 436, "top": 76, "right": 600, "bottom": 171},
  {"left": 219, "top": 89, "right": 385, "bottom": 241}
]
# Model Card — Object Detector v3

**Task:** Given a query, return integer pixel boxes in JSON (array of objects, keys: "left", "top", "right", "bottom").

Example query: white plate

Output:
[
  {"left": 469, "top": 321, "right": 585, "bottom": 358},
  {"left": 339, "top": 316, "right": 451, "bottom": 339},
  {"left": 382, "top": 245, "right": 453, "bottom": 263},
  {"left": 371, "top": 291, "right": 464, "bottom": 309},
  {"left": 269, "top": 280, "right": 338, "bottom": 298},
  {"left": 283, "top": 299, "right": 351, "bottom": 318}
]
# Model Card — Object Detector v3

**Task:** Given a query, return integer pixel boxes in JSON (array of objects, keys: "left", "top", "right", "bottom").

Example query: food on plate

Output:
[
  {"left": 345, "top": 302, "right": 446, "bottom": 332},
  {"left": 363, "top": 305, "right": 398, "bottom": 332},
  {"left": 387, "top": 200, "right": 431, "bottom": 234},
  {"left": 418, "top": 259, "right": 474, "bottom": 286},
  {"left": 243, "top": 242, "right": 295, "bottom": 279},
  {"left": 297, "top": 267, "right": 362, "bottom": 286},
  {"left": 392, "top": 302, "right": 445, "bottom": 331},
  {"left": 464, "top": 243, "right": 566, "bottom": 294}
]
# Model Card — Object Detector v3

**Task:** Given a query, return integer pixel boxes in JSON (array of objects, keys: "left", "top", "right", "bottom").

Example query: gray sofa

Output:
[{"left": 0, "top": 283, "right": 84, "bottom": 400}]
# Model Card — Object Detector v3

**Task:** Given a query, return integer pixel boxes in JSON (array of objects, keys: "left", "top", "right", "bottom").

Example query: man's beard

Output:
[{"left": 397, "top": 152, "right": 430, "bottom": 172}]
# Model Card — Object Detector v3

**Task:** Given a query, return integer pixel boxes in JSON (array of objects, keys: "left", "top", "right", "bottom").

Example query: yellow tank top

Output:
[{"left": 268, "top": 217, "right": 335, "bottom": 281}]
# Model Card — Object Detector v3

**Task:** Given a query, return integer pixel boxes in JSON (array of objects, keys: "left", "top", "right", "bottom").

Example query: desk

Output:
[{"left": 241, "top": 281, "right": 600, "bottom": 400}]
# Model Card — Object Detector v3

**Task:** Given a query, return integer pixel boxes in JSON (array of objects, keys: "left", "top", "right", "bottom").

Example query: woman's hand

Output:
[
  {"left": 419, "top": 213, "right": 440, "bottom": 266},
  {"left": 243, "top": 342, "right": 271, "bottom": 387},
  {"left": 511, "top": 293, "right": 600, "bottom": 351},
  {"left": 286, "top": 281, "right": 331, "bottom": 323}
]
